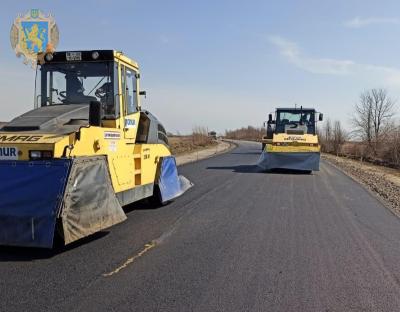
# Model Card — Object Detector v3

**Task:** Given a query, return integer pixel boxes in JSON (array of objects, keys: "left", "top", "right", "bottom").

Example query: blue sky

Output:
[{"left": 1, "top": 0, "right": 400, "bottom": 133}]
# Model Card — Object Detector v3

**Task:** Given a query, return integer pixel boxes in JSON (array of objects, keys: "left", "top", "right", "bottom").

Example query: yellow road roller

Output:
[
  {"left": 258, "top": 107, "right": 323, "bottom": 172},
  {"left": 0, "top": 50, "right": 191, "bottom": 248}
]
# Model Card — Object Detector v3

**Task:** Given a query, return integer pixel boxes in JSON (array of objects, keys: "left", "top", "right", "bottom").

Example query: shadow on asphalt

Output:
[
  {"left": 124, "top": 198, "right": 167, "bottom": 212},
  {"left": 266, "top": 168, "right": 313, "bottom": 175},
  {"left": 207, "top": 165, "right": 312, "bottom": 175},
  {"left": 207, "top": 165, "right": 262, "bottom": 173},
  {"left": 0, "top": 198, "right": 172, "bottom": 261},
  {"left": 0, "top": 231, "right": 110, "bottom": 261},
  {"left": 230, "top": 152, "right": 261, "bottom": 155}
]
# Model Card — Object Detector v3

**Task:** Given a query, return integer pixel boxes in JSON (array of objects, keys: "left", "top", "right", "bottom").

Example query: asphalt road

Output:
[{"left": 2, "top": 141, "right": 400, "bottom": 312}]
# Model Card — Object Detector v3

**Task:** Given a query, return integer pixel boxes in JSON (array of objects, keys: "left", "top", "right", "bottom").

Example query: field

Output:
[{"left": 169, "top": 134, "right": 217, "bottom": 155}]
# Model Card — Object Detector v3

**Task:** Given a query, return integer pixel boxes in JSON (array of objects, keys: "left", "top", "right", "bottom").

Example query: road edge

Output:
[
  {"left": 322, "top": 157, "right": 400, "bottom": 219},
  {"left": 175, "top": 140, "right": 236, "bottom": 166}
]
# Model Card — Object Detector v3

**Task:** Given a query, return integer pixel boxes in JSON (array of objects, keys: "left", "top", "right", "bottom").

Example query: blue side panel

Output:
[
  {"left": 158, "top": 156, "right": 181, "bottom": 203},
  {"left": 158, "top": 156, "right": 192, "bottom": 203},
  {"left": 0, "top": 160, "right": 71, "bottom": 248}
]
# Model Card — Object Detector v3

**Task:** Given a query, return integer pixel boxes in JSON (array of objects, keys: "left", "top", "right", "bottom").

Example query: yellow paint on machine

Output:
[
  {"left": 264, "top": 133, "right": 321, "bottom": 153},
  {"left": 0, "top": 50, "right": 171, "bottom": 195},
  {"left": 266, "top": 144, "right": 320, "bottom": 153},
  {"left": 273, "top": 133, "right": 319, "bottom": 144}
]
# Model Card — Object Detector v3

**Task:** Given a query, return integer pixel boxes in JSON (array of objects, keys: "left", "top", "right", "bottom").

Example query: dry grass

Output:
[
  {"left": 169, "top": 134, "right": 217, "bottom": 155},
  {"left": 330, "top": 141, "right": 400, "bottom": 169},
  {"left": 225, "top": 126, "right": 264, "bottom": 141}
]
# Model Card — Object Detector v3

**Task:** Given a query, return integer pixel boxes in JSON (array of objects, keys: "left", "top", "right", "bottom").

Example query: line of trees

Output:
[
  {"left": 321, "top": 88, "right": 400, "bottom": 166},
  {"left": 319, "top": 119, "right": 347, "bottom": 156},
  {"left": 225, "top": 126, "right": 264, "bottom": 141}
]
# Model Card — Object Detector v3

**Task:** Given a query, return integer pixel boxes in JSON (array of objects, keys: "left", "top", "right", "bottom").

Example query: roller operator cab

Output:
[
  {"left": 258, "top": 107, "right": 323, "bottom": 172},
  {"left": 0, "top": 50, "right": 192, "bottom": 248}
]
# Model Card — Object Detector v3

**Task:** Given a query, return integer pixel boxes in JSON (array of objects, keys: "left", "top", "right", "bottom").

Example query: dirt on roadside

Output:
[{"left": 323, "top": 154, "right": 400, "bottom": 215}]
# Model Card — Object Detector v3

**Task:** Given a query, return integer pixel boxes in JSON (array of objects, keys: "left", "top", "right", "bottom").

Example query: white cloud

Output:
[
  {"left": 268, "top": 36, "right": 354, "bottom": 75},
  {"left": 268, "top": 35, "right": 400, "bottom": 88},
  {"left": 344, "top": 17, "right": 400, "bottom": 28}
]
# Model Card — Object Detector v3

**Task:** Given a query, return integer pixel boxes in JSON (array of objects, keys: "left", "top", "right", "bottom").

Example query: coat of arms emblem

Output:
[{"left": 10, "top": 9, "right": 59, "bottom": 67}]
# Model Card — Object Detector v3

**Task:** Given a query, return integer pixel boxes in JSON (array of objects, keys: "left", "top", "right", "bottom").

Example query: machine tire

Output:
[
  {"left": 266, "top": 128, "right": 273, "bottom": 139},
  {"left": 149, "top": 185, "right": 170, "bottom": 207}
]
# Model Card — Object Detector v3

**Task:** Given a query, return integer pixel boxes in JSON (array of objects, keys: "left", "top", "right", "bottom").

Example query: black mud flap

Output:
[{"left": 60, "top": 156, "right": 127, "bottom": 245}]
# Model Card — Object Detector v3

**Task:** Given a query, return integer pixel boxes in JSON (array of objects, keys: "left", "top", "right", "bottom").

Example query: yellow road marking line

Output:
[
  {"left": 102, "top": 176, "right": 236, "bottom": 278},
  {"left": 102, "top": 241, "right": 156, "bottom": 277}
]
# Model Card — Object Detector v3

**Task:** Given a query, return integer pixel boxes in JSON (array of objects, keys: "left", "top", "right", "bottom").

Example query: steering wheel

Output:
[
  {"left": 95, "top": 87, "right": 107, "bottom": 98},
  {"left": 58, "top": 91, "right": 68, "bottom": 103}
]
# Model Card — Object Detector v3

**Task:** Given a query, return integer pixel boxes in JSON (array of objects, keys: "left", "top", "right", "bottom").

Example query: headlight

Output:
[
  {"left": 29, "top": 150, "right": 53, "bottom": 160},
  {"left": 45, "top": 53, "right": 53, "bottom": 61},
  {"left": 92, "top": 51, "right": 99, "bottom": 60}
]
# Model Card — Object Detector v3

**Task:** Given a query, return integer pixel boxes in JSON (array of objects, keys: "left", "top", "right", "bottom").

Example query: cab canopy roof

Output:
[
  {"left": 39, "top": 50, "right": 139, "bottom": 69},
  {"left": 276, "top": 107, "right": 316, "bottom": 112}
]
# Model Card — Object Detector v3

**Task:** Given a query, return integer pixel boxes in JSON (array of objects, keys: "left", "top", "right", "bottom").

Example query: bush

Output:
[
  {"left": 224, "top": 126, "right": 264, "bottom": 141},
  {"left": 192, "top": 126, "right": 213, "bottom": 146}
]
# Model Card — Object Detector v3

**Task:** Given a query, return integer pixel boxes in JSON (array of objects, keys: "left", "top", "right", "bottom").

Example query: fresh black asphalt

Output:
[{"left": 1, "top": 141, "right": 400, "bottom": 311}]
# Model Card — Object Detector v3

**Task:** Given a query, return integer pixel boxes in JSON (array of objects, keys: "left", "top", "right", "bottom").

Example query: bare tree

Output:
[
  {"left": 321, "top": 118, "right": 332, "bottom": 152},
  {"left": 384, "top": 123, "right": 400, "bottom": 165},
  {"left": 352, "top": 91, "right": 372, "bottom": 144},
  {"left": 332, "top": 120, "right": 346, "bottom": 156},
  {"left": 320, "top": 118, "right": 346, "bottom": 154},
  {"left": 352, "top": 88, "right": 395, "bottom": 155}
]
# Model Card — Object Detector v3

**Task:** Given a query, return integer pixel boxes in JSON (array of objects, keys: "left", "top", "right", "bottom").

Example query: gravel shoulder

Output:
[
  {"left": 175, "top": 140, "right": 234, "bottom": 166},
  {"left": 323, "top": 153, "right": 400, "bottom": 216}
]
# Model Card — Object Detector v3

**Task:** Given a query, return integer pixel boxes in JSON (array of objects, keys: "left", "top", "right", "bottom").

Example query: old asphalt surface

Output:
[{"left": 2, "top": 141, "right": 400, "bottom": 311}]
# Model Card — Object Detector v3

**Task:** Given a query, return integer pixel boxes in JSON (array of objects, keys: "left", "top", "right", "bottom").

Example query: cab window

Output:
[
  {"left": 36, "top": 61, "right": 119, "bottom": 119},
  {"left": 122, "top": 66, "right": 138, "bottom": 115}
]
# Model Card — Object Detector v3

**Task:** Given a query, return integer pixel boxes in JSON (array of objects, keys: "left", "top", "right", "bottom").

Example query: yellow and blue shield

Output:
[
  {"left": 20, "top": 21, "right": 49, "bottom": 54},
  {"left": 10, "top": 9, "right": 59, "bottom": 67}
]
